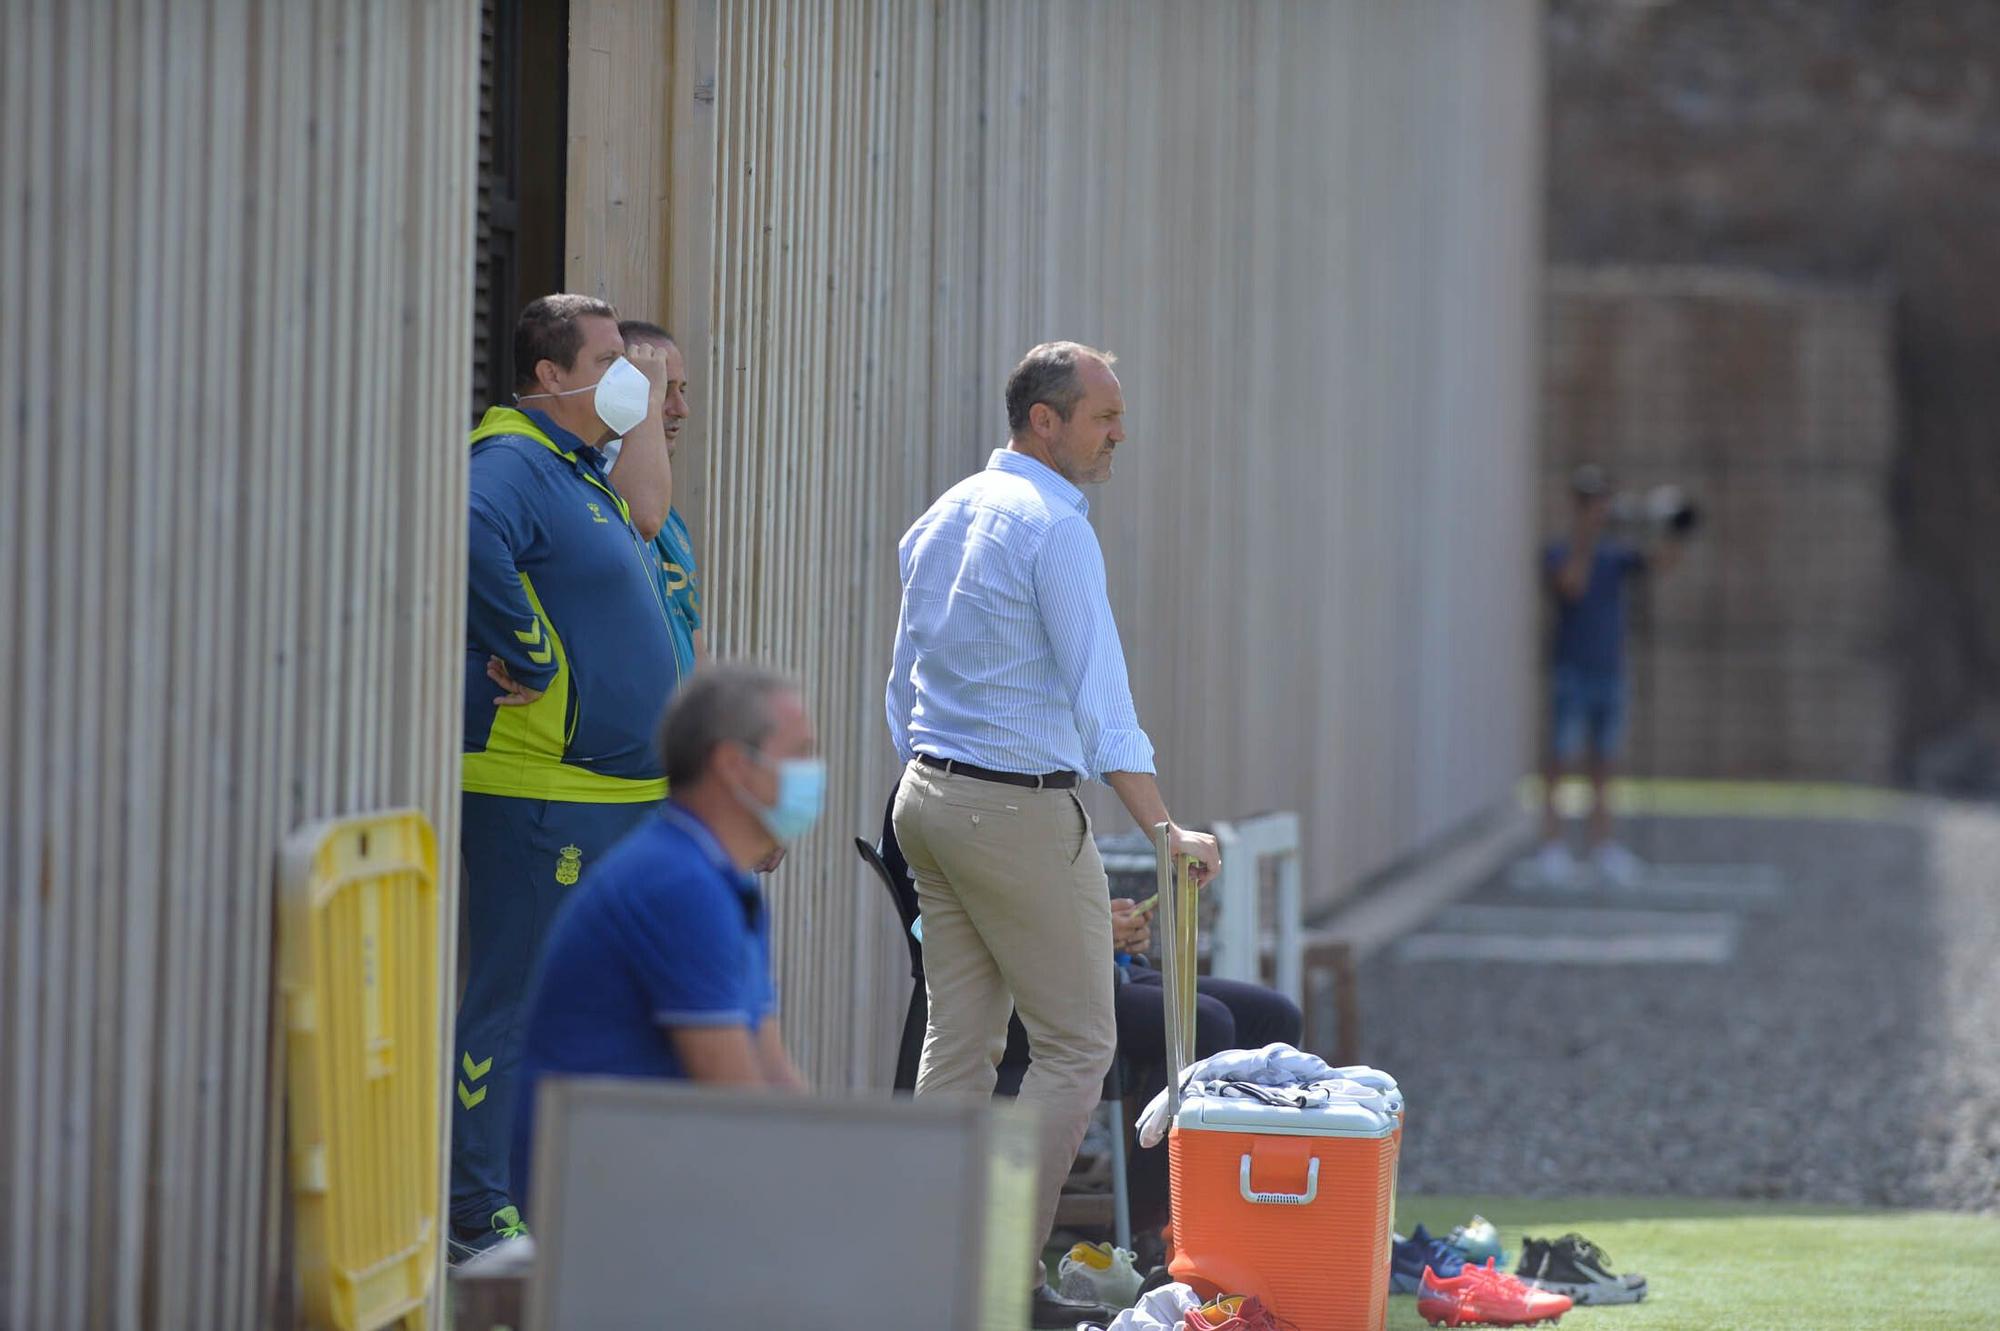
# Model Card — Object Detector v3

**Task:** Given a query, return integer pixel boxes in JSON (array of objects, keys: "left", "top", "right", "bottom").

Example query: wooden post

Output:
[
  {"left": 452, "top": 1269, "right": 528, "bottom": 1331},
  {"left": 1331, "top": 940, "right": 1362, "bottom": 1068},
  {"left": 1299, "top": 932, "right": 1363, "bottom": 1067}
]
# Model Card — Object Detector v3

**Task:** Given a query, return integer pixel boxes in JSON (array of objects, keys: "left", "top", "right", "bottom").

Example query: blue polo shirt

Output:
[
  {"left": 1544, "top": 539, "right": 1645, "bottom": 677},
  {"left": 509, "top": 803, "right": 775, "bottom": 1213}
]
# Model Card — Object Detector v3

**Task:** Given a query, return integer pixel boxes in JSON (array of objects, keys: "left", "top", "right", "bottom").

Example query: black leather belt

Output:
[{"left": 916, "top": 753, "right": 1078, "bottom": 790}]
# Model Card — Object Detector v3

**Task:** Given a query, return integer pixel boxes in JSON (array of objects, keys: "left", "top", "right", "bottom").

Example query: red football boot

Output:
[{"left": 1417, "top": 1260, "right": 1574, "bottom": 1327}]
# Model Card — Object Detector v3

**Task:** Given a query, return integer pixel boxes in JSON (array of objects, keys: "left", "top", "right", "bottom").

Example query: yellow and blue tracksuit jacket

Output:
[{"left": 463, "top": 406, "right": 680, "bottom": 803}]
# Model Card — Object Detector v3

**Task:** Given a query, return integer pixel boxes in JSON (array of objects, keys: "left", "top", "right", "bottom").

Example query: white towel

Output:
[
  {"left": 1135, "top": 1043, "right": 1402, "bottom": 1147},
  {"left": 1091, "top": 1282, "right": 1204, "bottom": 1330}
]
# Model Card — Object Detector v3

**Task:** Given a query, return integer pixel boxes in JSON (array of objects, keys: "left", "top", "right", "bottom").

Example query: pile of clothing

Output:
[
  {"left": 1078, "top": 1284, "right": 1297, "bottom": 1331},
  {"left": 1135, "top": 1044, "right": 1402, "bottom": 1148}
]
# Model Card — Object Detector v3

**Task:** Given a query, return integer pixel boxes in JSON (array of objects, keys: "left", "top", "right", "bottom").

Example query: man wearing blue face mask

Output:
[
  {"left": 507, "top": 664, "right": 818, "bottom": 1222},
  {"left": 453, "top": 293, "right": 683, "bottom": 1258}
]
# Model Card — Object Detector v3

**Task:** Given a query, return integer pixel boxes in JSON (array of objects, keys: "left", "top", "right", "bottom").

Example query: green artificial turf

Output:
[{"left": 1389, "top": 1195, "right": 2000, "bottom": 1331}]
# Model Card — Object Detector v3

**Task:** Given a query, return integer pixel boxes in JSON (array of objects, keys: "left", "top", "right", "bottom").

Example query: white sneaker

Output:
[
  {"left": 1531, "top": 841, "right": 1583, "bottom": 891},
  {"left": 1057, "top": 1241, "right": 1145, "bottom": 1309},
  {"left": 1593, "top": 841, "right": 1648, "bottom": 890},
  {"left": 456, "top": 1233, "right": 535, "bottom": 1276}
]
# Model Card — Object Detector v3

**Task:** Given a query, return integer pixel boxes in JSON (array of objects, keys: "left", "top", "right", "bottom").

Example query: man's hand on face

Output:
[
  {"left": 1110, "top": 898, "right": 1153, "bottom": 954},
  {"left": 487, "top": 655, "right": 546, "bottom": 707},
  {"left": 626, "top": 340, "right": 673, "bottom": 408}
]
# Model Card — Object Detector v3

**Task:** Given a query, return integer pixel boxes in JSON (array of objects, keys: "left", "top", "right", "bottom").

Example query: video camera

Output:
[{"left": 1572, "top": 465, "right": 1701, "bottom": 540}]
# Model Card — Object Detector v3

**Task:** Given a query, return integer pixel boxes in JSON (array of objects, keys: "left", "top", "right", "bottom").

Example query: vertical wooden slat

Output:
[
  {"left": 75, "top": 1, "right": 120, "bottom": 1319},
  {"left": 47, "top": 1, "right": 96, "bottom": 1325},
  {"left": 0, "top": 3, "right": 26, "bottom": 1317},
  {"left": 421, "top": 0, "right": 480, "bottom": 1315},
  {"left": 102, "top": 0, "right": 156, "bottom": 1325},
  {"left": 665, "top": 0, "right": 718, "bottom": 527},
  {"left": 1, "top": 0, "right": 54, "bottom": 1313}
]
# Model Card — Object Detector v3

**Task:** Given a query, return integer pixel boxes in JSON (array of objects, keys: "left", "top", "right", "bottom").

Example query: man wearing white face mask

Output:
[
  {"left": 453, "top": 294, "right": 683, "bottom": 1258},
  {"left": 507, "top": 664, "right": 817, "bottom": 1223}
]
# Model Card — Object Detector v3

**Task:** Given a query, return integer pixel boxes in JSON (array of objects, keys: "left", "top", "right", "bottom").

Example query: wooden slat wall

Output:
[
  {"left": 569, "top": 0, "right": 1541, "bottom": 1091},
  {"left": 565, "top": 0, "right": 675, "bottom": 312},
  {"left": 1015, "top": 1, "right": 1547, "bottom": 887},
  {"left": 697, "top": 0, "right": 952, "bottom": 1090},
  {"left": 0, "top": 1, "right": 477, "bottom": 1326}
]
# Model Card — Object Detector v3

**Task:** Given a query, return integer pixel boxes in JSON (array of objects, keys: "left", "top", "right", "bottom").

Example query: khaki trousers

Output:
[{"left": 892, "top": 759, "right": 1117, "bottom": 1284}]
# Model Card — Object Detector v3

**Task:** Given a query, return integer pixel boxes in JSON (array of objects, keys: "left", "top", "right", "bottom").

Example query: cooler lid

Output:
[{"left": 1174, "top": 1095, "right": 1398, "bottom": 1139}]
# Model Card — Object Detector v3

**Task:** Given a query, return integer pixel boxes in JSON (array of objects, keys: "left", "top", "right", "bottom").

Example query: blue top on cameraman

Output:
[{"left": 1543, "top": 539, "right": 1645, "bottom": 677}]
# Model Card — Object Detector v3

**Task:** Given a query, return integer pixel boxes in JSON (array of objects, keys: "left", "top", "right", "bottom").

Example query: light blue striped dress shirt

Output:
[{"left": 886, "top": 448, "right": 1156, "bottom": 781}]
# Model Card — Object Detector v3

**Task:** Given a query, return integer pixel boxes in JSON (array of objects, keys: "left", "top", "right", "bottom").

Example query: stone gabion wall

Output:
[
  {"left": 1546, "top": 0, "right": 2000, "bottom": 787},
  {"left": 1540, "top": 266, "right": 1897, "bottom": 783}
]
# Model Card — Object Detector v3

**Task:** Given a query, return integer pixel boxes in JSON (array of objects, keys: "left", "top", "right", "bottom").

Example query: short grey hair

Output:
[
  {"left": 1005, "top": 341, "right": 1116, "bottom": 433},
  {"left": 659, "top": 663, "right": 798, "bottom": 787}
]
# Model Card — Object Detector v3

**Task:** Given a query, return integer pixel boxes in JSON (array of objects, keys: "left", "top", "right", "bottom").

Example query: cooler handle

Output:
[{"left": 1238, "top": 1153, "right": 1320, "bottom": 1206}]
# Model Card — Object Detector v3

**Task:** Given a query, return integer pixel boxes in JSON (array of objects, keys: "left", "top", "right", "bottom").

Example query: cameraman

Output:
[{"left": 1535, "top": 465, "right": 1687, "bottom": 889}]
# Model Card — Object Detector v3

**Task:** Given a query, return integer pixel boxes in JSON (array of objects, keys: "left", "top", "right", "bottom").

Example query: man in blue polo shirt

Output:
[
  {"left": 509, "top": 664, "right": 821, "bottom": 1217},
  {"left": 453, "top": 294, "right": 685, "bottom": 1257}
]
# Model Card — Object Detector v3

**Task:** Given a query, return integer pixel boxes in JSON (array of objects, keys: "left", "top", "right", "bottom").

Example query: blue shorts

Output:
[{"left": 1550, "top": 666, "right": 1626, "bottom": 762}]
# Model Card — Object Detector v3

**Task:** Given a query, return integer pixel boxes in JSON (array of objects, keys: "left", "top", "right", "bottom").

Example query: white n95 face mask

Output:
[
  {"left": 519, "top": 355, "right": 652, "bottom": 437},
  {"left": 590, "top": 356, "right": 653, "bottom": 436}
]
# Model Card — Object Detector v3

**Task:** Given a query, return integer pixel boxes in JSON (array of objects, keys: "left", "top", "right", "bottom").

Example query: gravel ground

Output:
[{"left": 1357, "top": 804, "right": 2000, "bottom": 1212}]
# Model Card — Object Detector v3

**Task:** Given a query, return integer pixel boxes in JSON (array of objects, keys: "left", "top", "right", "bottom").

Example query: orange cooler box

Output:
[
  {"left": 1150, "top": 823, "right": 1401, "bottom": 1331},
  {"left": 1167, "top": 1095, "right": 1400, "bottom": 1330}
]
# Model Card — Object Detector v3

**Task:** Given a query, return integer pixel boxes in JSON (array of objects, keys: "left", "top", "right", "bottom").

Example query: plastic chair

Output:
[{"left": 853, "top": 828, "right": 927, "bottom": 1092}]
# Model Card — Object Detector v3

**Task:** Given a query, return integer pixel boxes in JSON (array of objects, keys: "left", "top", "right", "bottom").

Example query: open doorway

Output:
[{"left": 473, "top": 0, "right": 569, "bottom": 421}]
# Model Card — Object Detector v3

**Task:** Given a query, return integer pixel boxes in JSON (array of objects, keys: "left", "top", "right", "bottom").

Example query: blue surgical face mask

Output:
[{"left": 736, "top": 751, "right": 826, "bottom": 845}]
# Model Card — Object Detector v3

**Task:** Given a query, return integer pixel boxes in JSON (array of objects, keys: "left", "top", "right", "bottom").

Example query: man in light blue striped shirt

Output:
[{"left": 887, "top": 341, "right": 1219, "bottom": 1322}]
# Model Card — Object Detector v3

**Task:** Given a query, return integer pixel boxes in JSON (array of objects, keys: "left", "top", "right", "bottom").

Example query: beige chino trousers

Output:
[{"left": 892, "top": 758, "right": 1118, "bottom": 1285}]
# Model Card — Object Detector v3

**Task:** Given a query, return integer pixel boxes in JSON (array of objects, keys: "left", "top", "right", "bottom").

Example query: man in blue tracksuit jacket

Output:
[{"left": 452, "top": 294, "right": 683, "bottom": 1254}]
